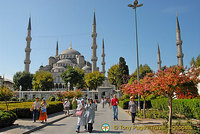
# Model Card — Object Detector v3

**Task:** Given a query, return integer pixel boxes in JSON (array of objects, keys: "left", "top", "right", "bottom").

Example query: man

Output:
[
  {"left": 111, "top": 94, "right": 119, "bottom": 121},
  {"left": 32, "top": 97, "right": 41, "bottom": 122},
  {"left": 63, "top": 98, "right": 70, "bottom": 115}
]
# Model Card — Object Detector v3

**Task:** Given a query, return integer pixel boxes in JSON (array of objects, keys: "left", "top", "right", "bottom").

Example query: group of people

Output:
[
  {"left": 31, "top": 97, "right": 47, "bottom": 123},
  {"left": 110, "top": 94, "right": 138, "bottom": 123},
  {"left": 75, "top": 98, "right": 97, "bottom": 133}
]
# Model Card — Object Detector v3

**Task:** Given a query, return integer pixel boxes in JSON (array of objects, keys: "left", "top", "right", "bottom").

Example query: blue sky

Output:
[{"left": 0, "top": 0, "right": 200, "bottom": 80}]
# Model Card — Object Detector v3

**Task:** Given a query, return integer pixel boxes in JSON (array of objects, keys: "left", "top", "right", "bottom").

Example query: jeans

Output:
[
  {"left": 76, "top": 125, "right": 87, "bottom": 131},
  {"left": 112, "top": 105, "right": 118, "bottom": 119},
  {"left": 131, "top": 112, "right": 136, "bottom": 123},
  {"left": 33, "top": 109, "right": 39, "bottom": 122}
]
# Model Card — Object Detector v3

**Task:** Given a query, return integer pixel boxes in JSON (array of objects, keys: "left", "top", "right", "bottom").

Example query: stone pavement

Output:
[{"left": 0, "top": 104, "right": 167, "bottom": 134}]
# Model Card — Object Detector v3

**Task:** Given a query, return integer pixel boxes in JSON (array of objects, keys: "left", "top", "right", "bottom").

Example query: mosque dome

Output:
[
  {"left": 82, "top": 65, "right": 91, "bottom": 71},
  {"left": 57, "top": 59, "right": 72, "bottom": 64},
  {"left": 60, "top": 48, "right": 81, "bottom": 55}
]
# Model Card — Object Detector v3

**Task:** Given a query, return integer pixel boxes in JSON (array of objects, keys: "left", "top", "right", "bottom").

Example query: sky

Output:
[{"left": 0, "top": 0, "right": 200, "bottom": 80}]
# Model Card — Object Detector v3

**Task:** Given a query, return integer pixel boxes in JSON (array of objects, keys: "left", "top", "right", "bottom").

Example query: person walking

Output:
[
  {"left": 85, "top": 99, "right": 96, "bottom": 133},
  {"left": 111, "top": 94, "right": 119, "bottom": 121},
  {"left": 128, "top": 96, "right": 137, "bottom": 123},
  {"left": 76, "top": 99, "right": 87, "bottom": 133},
  {"left": 72, "top": 97, "right": 77, "bottom": 116},
  {"left": 31, "top": 97, "right": 40, "bottom": 123},
  {"left": 63, "top": 98, "right": 70, "bottom": 115},
  {"left": 39, "top": 98, "right": 47, "bottom": 123}
]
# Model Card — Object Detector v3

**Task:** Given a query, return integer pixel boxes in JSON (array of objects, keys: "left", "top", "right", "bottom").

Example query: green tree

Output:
[
  {"left": 61, "top": 66, "right": 83, "bottom": 90},
  {"left": 107, "top": 64, "right": 121, "bottom": 90},
  {"left": 13, "top": 72, "right": 33, "bottom": 91},
  {"left": 32, "top": 71, "right": 54, "bottom": 91},
  {"left": 119, "top": 57, "right": 129, "bottom": 84},
  {"left": 84, "top": 71, "right": 105, "bottom": 90},
  {"left": 0, "top": 85, "right": 14, "bottom": 111},
  {"left": 190, "top": 55, "right": 200, "bottom": 67},
  {"left": 75, "top": 67, "right": 86, "bottom": 89},
  {"left": 129, "top": 64, "right": 152, "bottom": 83}
]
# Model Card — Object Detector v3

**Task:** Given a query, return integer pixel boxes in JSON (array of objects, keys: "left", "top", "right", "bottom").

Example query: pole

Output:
[{"left": 134, "top": 8, "right": 141, "bottom": 111}]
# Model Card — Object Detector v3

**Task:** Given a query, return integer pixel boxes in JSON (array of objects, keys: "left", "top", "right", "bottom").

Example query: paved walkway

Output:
[{"left": 0, "top": 104, "right": 167, "bottom": 134}]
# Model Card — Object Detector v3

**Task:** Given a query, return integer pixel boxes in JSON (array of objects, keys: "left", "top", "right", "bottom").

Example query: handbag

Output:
[
  {"left": 41, "top": 107, "right": 46, "bottom": 113},
  {"left": 75, "top": 110, "right": 83, "bottom": 116}
]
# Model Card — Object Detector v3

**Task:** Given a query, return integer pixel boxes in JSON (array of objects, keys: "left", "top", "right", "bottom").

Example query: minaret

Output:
[
  {"left": 91, "top": 9, "right": 98, "bottom": 72},
  {"left": 157, "top": 42, "right": 161, "bottom": 70},
  {"left": 56, "top": 40, "right": 58, "bottom": 56},
  {"left": 24, "top": 17, "right": 32, "bottom": 72},
  {"left": 176, "top": 13, "right": 184, "bottom": 66},
  {"left": 101, "top": 37, "right": 105, "bottom": 74}
]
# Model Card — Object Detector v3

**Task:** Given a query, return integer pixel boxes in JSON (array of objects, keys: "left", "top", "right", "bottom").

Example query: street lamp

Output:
[
  {"left": 19, "top": 85, "right": 22, "bottom": 102},
  {"left": 128, "top": 0, "right": 143, "bottom": 111}
]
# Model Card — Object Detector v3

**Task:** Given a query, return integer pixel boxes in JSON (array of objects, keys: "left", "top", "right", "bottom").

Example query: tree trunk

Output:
[
  {"left": 5, "top": 100, "right": 8, "bottom": 111},
  {"left": 168, "top": 97, "right": 172, "bottom": 134},
  {"left": 143, "top": 97, "right": 146, "bottom": 118}
]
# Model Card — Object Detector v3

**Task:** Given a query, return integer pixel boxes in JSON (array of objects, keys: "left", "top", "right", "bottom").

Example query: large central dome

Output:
[{"left": 60, "top": 48, "right": 81, "bottom": 55}]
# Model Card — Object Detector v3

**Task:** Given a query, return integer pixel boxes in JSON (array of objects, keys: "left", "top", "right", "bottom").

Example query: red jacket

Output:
[{"left": 111, "top": 98, "right": 119, "bottom": 106}]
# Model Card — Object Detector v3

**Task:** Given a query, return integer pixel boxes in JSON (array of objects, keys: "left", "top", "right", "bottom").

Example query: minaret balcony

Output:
[
  {"left": 26, "top": 36, "right": 32, "bottom": 41},
  {"left": 91, "top": 33, "right": 97, "bottom": 37},
  {"left": 91, "top": 57, "right": 97, "bottom": 61},
  {"left": 176, "top": 40, "right": 182, "bottom": 45}
]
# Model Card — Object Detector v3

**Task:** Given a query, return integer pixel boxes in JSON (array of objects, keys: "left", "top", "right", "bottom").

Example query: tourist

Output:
[
  {"left": 31, "top": 97, "right": 40, "bottom": 123},
  {"left": 39, "top": 98, "right": 47, "bottom": 123},
  {"left": 101, "top": 98, "right": 105, "bottom": 108},
  {"left": 76, "top": 99, "right": 87, "bottom": 133},
  {"left": 85, "top": 99, "right": 96, "bottom": 133},
  {"left": 111, "top": 94, "right": 119, "bottom": 121},
  {"left": 128, "top": 96, "right": 137, "bottom": 123},
  {"left": 63, "top": 98, "right": 70, "bottom": 115},
  {"left": 93, "top": 100, "right": 97, "bottom": 111},
  {"left": 72, "top": 97, "right": 77, "bottom": 116}
]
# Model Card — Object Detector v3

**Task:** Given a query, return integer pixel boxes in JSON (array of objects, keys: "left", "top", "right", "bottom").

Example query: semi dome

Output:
[
  {"left": 57, "top": 59, "right": 72, "bottom": 64},
  {"left": 60, "top": 48, "right": 81, "bottom": 55},
  {"left": 82, "top": 65, "right": 91, "bottom": 71}
]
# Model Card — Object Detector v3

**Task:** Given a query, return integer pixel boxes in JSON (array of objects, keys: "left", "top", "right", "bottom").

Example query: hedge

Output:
[
  {"left": 0, "top": 101, "right": 63, "bottom": 118},
  {"left": 119, "top": 99, "right": 152, "bottom": 109},
  {"left": 151, "top": 98, "right": 200, "bottom": 119},
  {"left": 0, "top": 110, "right": 17, "bottom": 128}
]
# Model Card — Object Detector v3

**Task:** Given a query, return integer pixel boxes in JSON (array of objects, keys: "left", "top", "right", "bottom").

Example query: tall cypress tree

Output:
[{"left": 118, "top": 57, "right": 129, "bottom": 85}]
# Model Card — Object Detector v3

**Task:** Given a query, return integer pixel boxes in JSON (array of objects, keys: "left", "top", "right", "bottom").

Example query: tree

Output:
[
  {"left": 190, "top": 55, "right": 200, "bottom": 67},
  {"left": 107, "top": 64, "right": 121, "bottom": 90},
  {"left": 84, "top": 71, "right": 105, "bottom": 90},
  {"left": 0, "top": 85, "right": 14, "bottom": 111},
  {"left": 61, "top": 66, "right": 83, "bottom": 90},
  {"left": 75, "top": 67, "right": 86, "bottom": 89},
  {"left": 121, "top": 73, "right": 154, "bottom": 118},
  {"left": 119, "top": 57, "right": 129, "bottom": 84},
  {"left": 32, "top": 71, "right": 54, "bottom": 91},
  {"left": 129, "top": 64, "right": 152, "bottom": 83},
  {"left": 13, "top": 71, "right": 33, "bottom": 91},
  {"left": 152, "top": 66, "right": 200, "bottom": 134}
]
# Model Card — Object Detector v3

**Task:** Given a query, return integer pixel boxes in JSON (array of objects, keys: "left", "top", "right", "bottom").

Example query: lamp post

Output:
[
  {"left": 19, "top": 85, "right": 22, "bottom": 102},
  {"left": 128, "top": 0, "right": 143, "bottom": 111}
]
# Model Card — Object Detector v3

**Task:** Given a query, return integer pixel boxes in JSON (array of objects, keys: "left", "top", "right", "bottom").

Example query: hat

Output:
[
  {"left": 130, "top": 96, "right": 134, "bottom": 99},
  {"left": 65, "top": 98, "right": 68, "bottom": 101},
  {"left": 42, "top": 98, "right": 46, "bottom": 100},
  {"left": 36, "top": 97, "right": 39, "bottom": 99}
]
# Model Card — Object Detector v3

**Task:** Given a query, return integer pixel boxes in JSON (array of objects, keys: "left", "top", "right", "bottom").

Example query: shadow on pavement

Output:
[
  {"left": 91, "top": 130, "right": 123, "bottom": 133},
  {"left": 47, "top": 123, "right": 66, "bottom": 126},
  {"left": 138, "top": 122, "right": 161, "bottom": 125}
]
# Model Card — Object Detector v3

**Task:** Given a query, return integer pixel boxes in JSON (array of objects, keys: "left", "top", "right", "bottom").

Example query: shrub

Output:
[
  {"left": 119, "top": 99, "right": 152, "bottom": 109},
  {"left": 10, "top": 97, "right": 17, "bottom": 101},
  {"left": 19, "top": 98, "right": 26, "bottom": 102},
  {"left": 49, "top": 96, "right": 55, "bottom": 101},
  {"left": 0, "top": 110, "right": 17, "bottom": 128}
]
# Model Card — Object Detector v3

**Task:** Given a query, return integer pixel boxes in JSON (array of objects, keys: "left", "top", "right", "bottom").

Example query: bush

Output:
[
  {"left": 0, "top": 101, "right": 63, "bottom": 118},
  {"left": 49, "top": 96, "right": 55, "bottom": 101},
  {"left": 10, "top": 97, "right": 17, "bottom": 101},
  {"left": 151, "top": 98, "right": 200, "bottom": 119},
  {"left": 0, "top": 110, "right": 17, "bottom": 128},
  {"left": 119, "top": 99, "right": 152, "bottom": 109},
  {"left": 19, "top": 98, "right": 26, "bottom": 102}
]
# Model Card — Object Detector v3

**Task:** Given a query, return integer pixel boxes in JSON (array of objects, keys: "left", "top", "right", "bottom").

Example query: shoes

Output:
[
  {"left": 76, "top": 130, "right": 79, "bottom": 133},
  {"left": 116, "top": 118, "right": 118, "bottom": 120}
]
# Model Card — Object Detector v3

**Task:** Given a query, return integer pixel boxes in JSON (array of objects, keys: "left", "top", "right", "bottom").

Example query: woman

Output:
[
  {"left": 31, "top": 97, "right": 40, "bottom": 123},
  {"left": 76, "top": 99, "right": 87, "bottom": 133},
  {"left": 85, "top": 99, "right": 96, "bottom": 133},
  {"left": 63, "top": 98, "right": 70, "bottom": 115},
  {"left": 39, "top": 98, "right": 47, "bottom": 123},
  {"left": 72, "top": 97, "right": 77, "bottom": 116},
  {"left": 128, "top": 96, "right": 137, "bottom": 123}
]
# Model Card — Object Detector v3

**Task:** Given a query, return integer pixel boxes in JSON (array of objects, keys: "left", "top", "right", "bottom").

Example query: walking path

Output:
[{"left": 0, "top": 104, "right": 166, "bottom": 134}]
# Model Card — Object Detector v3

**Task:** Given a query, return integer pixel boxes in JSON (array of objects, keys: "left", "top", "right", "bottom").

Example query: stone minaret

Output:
[
  {"left": 157, "top": 42, "right": 162, "bottom": 70},
  {"left": 101, "top": 37, "right": 105, "bottom": 74},
  {"left": 176, "top": 14, "right": 184, "bottom": 66},
  {"left": 56, "top": 40, "right": 58, "bottom": 56},
  {"left": 91, "top": 10, "right": 98, "bottom": 72},
  {"left": 24, "top": 17, "right": 32, "bottom": 72}
]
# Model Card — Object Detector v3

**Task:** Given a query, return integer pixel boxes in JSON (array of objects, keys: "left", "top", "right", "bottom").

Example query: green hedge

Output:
[
  {"left": 0, "top": 110, "right": 17, "bottom": 128},
  {"left": 119, "top": 99, "right": 152, "bottom": 109},
  {"left": 151, "top": 98, "right": 200, "bottom": 119},
  {"left": 0, "top": 101, "right": 63, "bottom": 118}
]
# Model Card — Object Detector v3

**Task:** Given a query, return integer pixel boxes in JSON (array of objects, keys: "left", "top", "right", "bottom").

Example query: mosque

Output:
[{"left": 22, "top": 11, "right": 114, "bottom": 100}]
